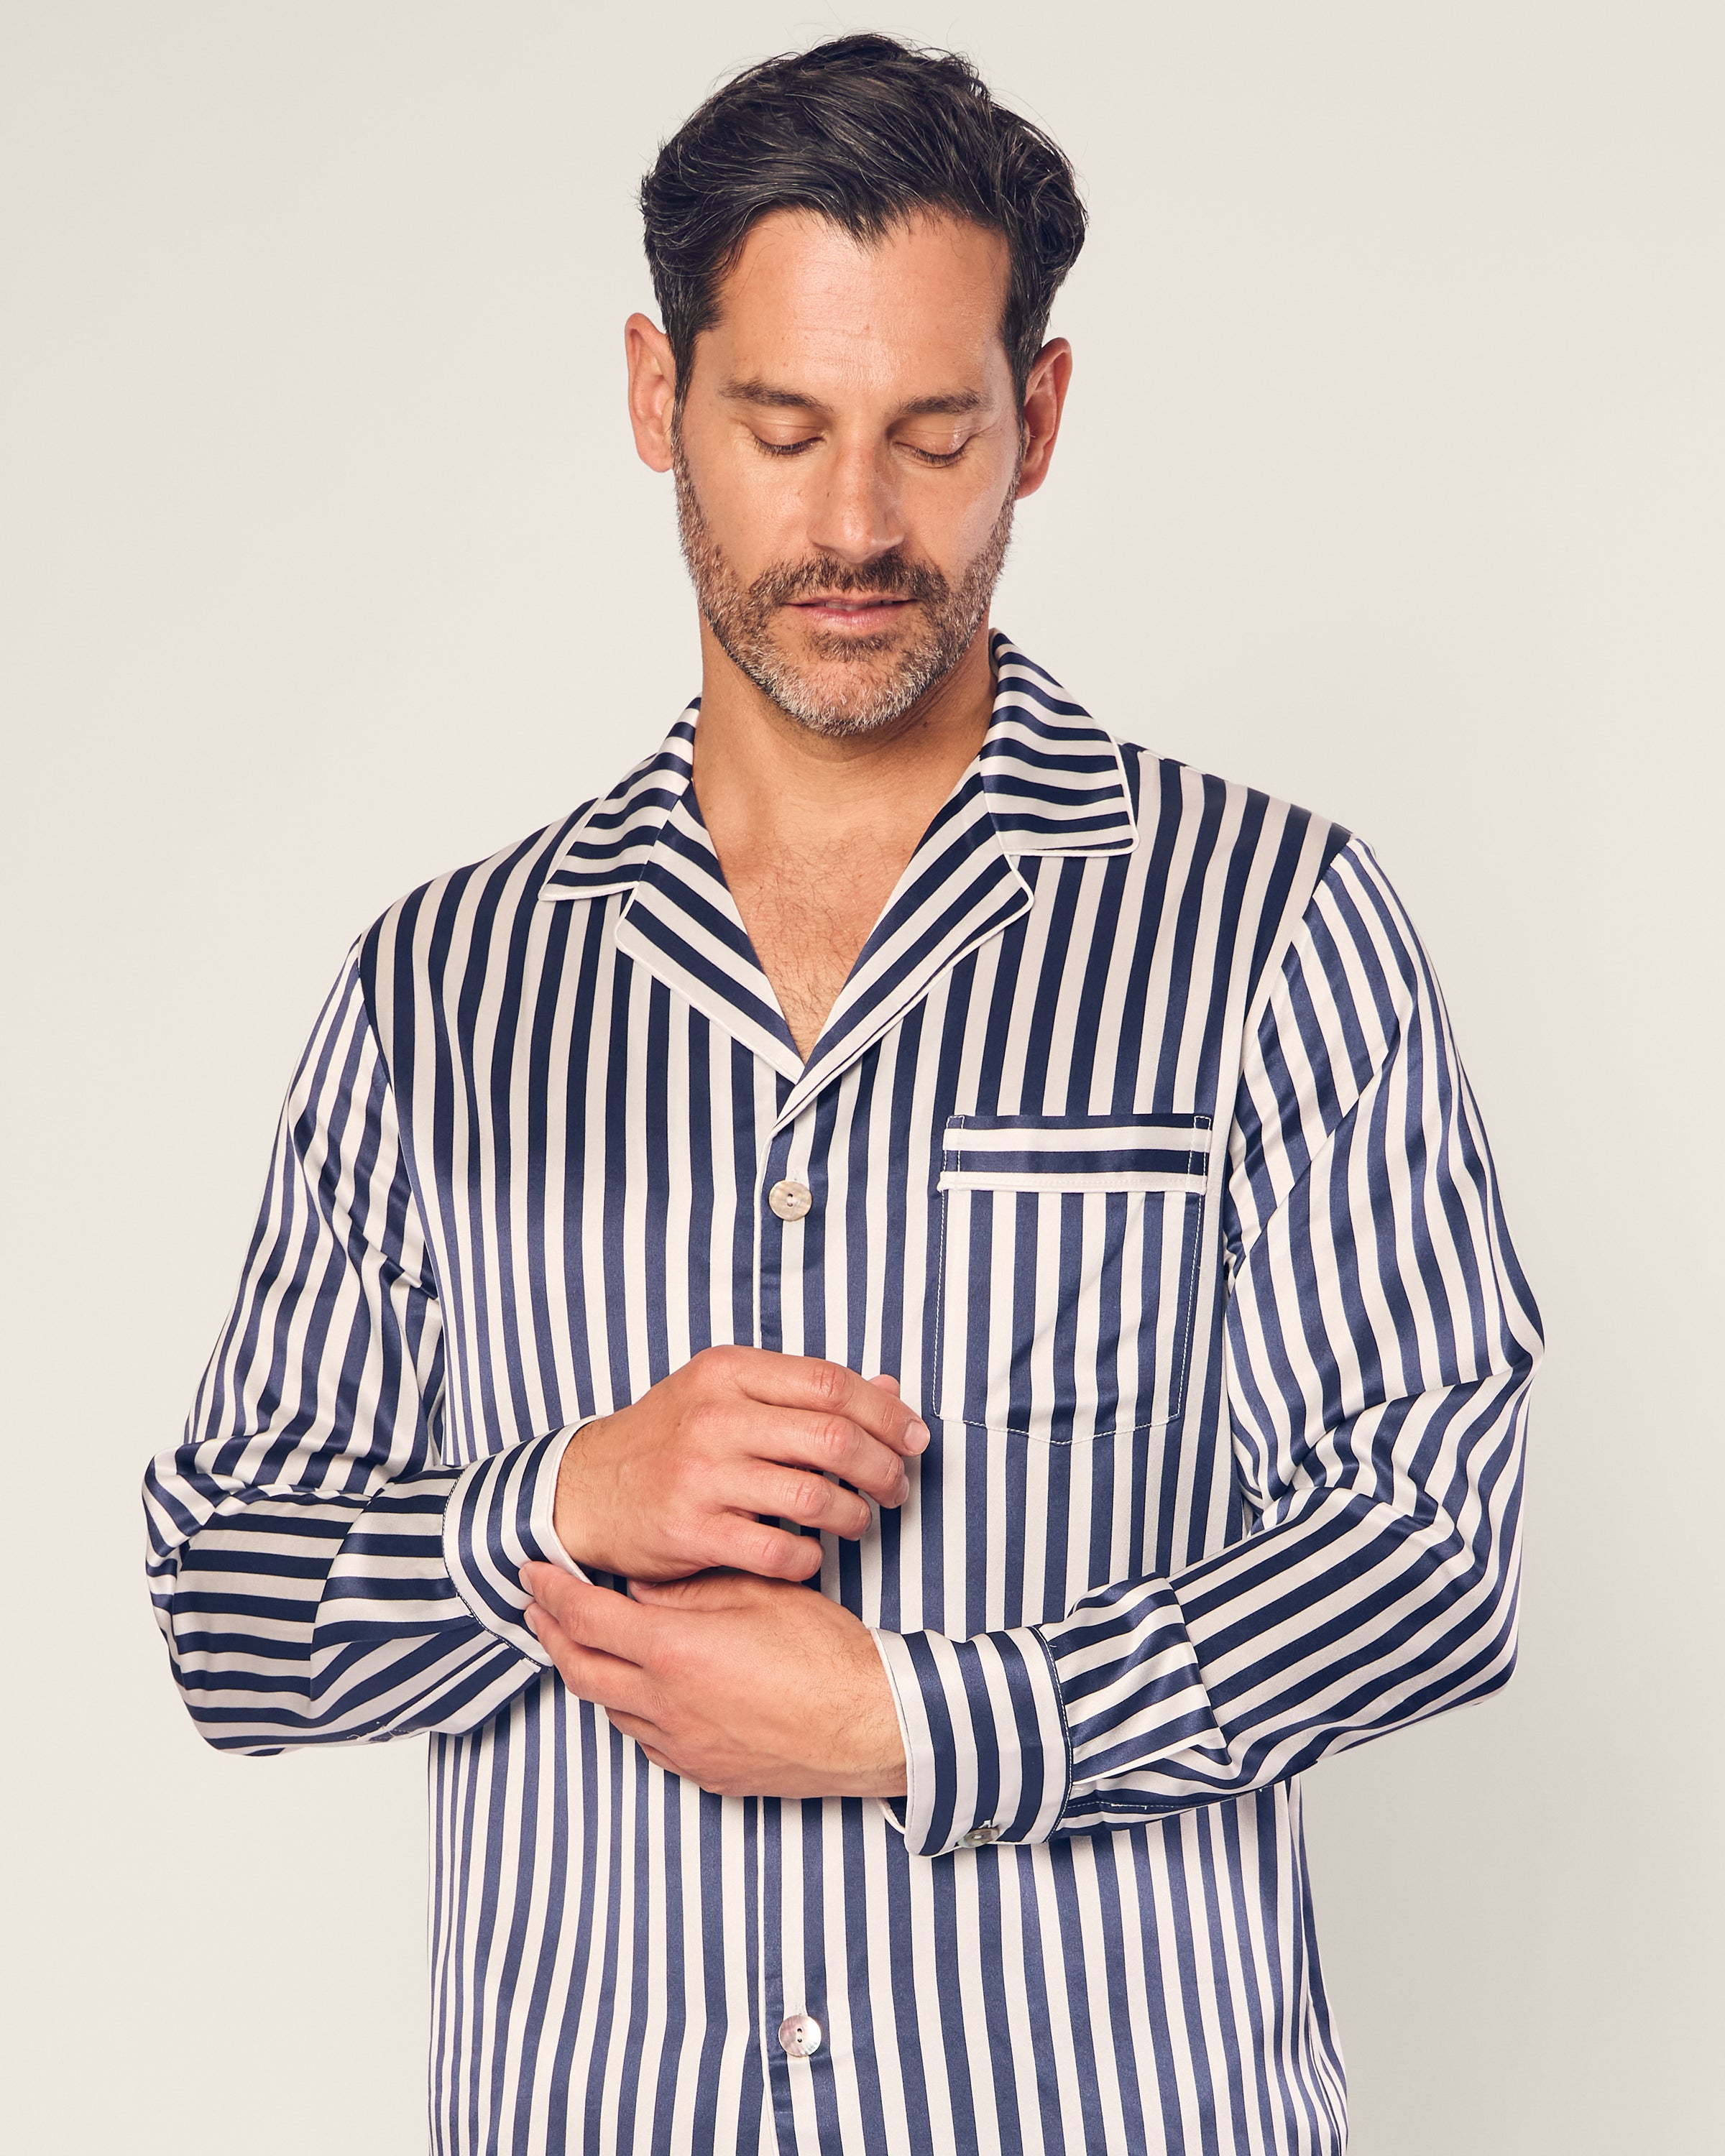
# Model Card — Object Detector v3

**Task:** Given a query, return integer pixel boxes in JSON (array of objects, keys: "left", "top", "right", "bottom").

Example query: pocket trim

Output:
[
  {"left": 938, "top": 1166, "right": 1205, "bottom": 1194},
  {"left": 939, "top": 1112, "right": 1212, "bottom": 1194}
]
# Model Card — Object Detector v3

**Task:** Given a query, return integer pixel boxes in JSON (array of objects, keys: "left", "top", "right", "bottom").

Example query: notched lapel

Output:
[
  {"left": 535, "top": 636, "right": 1141, "bottom": 1114},
  {"left": 535, "top": 709, "right": 801, "bottom": 1079},
  {"left": 773, "top": 636, "right": 1140, "bottom": 1126}
]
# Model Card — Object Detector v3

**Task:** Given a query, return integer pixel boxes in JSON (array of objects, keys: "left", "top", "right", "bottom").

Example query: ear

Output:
[
  {"left": 625, "top": 313, "right": 678, "bottom": 473},
  {"left": 1014, "top": 338, "right": 1073, "bottom": 502}
]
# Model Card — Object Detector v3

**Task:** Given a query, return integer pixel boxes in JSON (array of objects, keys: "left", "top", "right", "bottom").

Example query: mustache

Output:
[{"left": 752, "top": 550, "right": 949, "bottom": 609}]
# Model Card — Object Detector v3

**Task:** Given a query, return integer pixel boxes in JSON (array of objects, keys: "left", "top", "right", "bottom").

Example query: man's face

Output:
[{"left": 663, "top": 211, "right": 1030, "bottom": 737}]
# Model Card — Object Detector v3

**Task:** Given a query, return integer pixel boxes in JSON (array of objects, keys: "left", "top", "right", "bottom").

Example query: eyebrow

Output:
[{"left": 719, "top": 379, "right": 985, "bottom": 420}]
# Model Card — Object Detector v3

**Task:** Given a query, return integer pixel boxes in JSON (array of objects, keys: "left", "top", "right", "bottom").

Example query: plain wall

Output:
[{"left": 3, "top": 4, "right": 1720, "bottom": 2150}]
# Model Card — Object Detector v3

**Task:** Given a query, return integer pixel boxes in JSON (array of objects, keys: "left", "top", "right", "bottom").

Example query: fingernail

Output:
[
  {"left": 523, "top": 1604, "right": 541, "bottom": 1636},
  {"left": 908, "top": 1419, "right": 930, "bottom": 1453}
]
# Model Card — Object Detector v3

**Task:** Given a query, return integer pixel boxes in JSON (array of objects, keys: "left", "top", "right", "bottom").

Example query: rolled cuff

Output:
[
  {"left": 442, "top": 1424, "right": 594, "bottom": 1665},
  {"left": 869, "top": 1624, "right": 1072, "bottom": 1858}
]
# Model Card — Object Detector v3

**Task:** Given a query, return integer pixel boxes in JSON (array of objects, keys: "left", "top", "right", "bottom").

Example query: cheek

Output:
[
  {"left": 906, "top": 433, "right": 1020, "bottom": 543},
  {"left": 902, "top": 476, "right": 1011, "bottom": 581},
  {"left": 701, "top": 453, "right": 820, "bottom": 574}
]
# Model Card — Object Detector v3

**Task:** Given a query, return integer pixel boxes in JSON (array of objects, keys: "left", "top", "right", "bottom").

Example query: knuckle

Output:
[
  {"left": 750, "top": 1527, "right": 795, "bottom": 1574},
  {"left": 783, "top": 1472, "right": 827, "bottom": 1519},
  {"left": 699, "top": 1342, "right": 746, "bottom": 1386},
  {"left": 683, "top": 1396, "right": 723, "bottom": 1442},
  {"left": 806, "top": 1358, "right": 845, "bottom": 1406},
  {"left": 668, "top": 1432, "right": 712, "bottom": 1483},
  {"left": 813, "top": 1417, "right": 853, "bottom": 1465}
]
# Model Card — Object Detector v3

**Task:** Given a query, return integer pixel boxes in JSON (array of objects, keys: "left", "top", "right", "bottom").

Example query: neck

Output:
[
  {"left": 688, "top": 617, "right": 996, "bottom": 847},
  {"left": 687, "top": 619, "right": 998, "bottom": 1059}
]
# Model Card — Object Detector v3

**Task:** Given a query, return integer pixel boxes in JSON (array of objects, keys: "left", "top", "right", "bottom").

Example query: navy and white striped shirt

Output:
[{"left": 145, "top": 636, "right": 1541, "bottom": 2155}]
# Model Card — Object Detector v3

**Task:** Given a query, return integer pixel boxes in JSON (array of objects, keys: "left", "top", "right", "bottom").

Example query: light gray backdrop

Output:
[{"left": 4, "top": 4, "right": 1719, "bottom": 2151}]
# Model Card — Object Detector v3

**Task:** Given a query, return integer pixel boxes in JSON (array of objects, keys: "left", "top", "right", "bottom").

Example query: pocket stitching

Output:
[
  {"left": 937, "top": 1193, "right": 1205, "bottom": 1442},
  {"left": 933, "top": 1111, "right": 965, "bottom": 1434},
  {"left": 1160, "top": 1189, "right": 1208, "bottom": 1427}
]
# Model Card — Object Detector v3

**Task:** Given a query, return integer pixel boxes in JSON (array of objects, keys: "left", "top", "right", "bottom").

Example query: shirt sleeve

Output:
[
  {"left": 142, "top": 949, "right": 590, "bottom": 1754},
  {"left": 872, "top": 837, "right": 1544, "bottom": 1858}
]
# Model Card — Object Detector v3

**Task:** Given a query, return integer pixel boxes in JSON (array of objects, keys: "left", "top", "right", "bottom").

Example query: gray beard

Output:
[{"left": 671, "top": 433, "right": 1017, "bottom": 739}]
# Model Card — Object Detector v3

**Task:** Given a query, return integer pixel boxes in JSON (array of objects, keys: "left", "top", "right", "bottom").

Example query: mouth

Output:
[{"left": 785, "top": 594, "right": 914, "bottom": 632}]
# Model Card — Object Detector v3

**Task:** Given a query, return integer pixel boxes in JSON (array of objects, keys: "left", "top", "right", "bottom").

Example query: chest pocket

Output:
[{"left": 934, "top": 1113, "right": 1211, "bottom": 1443}]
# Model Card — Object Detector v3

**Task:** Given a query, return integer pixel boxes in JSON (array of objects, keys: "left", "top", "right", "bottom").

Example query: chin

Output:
[{"left": 768, "top": 671, "right": 937, "bottom": 738}]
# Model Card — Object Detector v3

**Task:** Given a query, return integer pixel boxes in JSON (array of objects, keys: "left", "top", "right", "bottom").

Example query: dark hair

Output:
[{"left": 640, "top": 33, "right": 1086, "bottom": 408}]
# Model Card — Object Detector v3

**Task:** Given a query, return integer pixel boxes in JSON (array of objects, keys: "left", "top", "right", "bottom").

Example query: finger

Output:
[
  {"left": 868, "top": 1373, "right": 901, "bottom": 1397},
  {"left": 724, "top": 1458, "right": 875, "bottom": 1539},
  {"left": 521, "top": 1565, "right": 662, "bottom": 1662},
  {"left": 732, "top": 1353, "right": 929, "bottom": 1457},
  {"left": 732, "top": 1405, "right": 914, "bottom": 1505},
  {"left": 630, "top": 1568, "right": 768, "bottom": 1610},
  {"left": 697, "top": 1512, "right": 824, "bottom": 1582},
  {"left": 604, "top": 1708, "right": 676, "bottom": 1754},
  {"left": 524, "top": 1603, "right": 657, "bottom": 1718}
]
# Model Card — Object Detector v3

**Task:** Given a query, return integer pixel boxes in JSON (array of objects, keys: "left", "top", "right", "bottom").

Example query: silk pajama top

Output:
[{"left": 145, "top": 636, "right": 1542, "bottom": 2155}]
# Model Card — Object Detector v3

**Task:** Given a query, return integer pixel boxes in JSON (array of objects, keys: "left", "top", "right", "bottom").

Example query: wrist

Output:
[
  {"left": 852, "top": 1635, "right": 908, "bottom": 1797},
  {"left": 551, "top": 1415, "right": 612, "bottom": 1572}
]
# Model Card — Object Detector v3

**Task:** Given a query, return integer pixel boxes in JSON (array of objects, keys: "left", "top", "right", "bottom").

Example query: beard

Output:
[{"left": 671, "top": 431, "right": 1018, "bottom": 739}]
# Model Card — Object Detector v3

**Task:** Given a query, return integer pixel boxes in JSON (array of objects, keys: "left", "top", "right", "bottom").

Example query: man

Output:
[{"left": 146, "top": 32, "right": 1542, "bottom": 2156}]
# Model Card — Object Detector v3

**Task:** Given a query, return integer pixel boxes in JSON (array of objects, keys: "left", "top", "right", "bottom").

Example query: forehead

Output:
[{"left": 699, "top": 208, "right": 1013, "bottom": 398}]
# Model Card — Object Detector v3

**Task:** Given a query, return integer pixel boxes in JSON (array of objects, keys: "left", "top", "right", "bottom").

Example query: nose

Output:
[{"left": 804, "top": 438, "right": 905, "bottom": 568}]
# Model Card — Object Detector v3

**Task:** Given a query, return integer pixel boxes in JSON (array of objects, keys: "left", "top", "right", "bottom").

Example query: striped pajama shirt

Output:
[{"left": 145, "top": 635, "right": 1541, "bottom": 2154}]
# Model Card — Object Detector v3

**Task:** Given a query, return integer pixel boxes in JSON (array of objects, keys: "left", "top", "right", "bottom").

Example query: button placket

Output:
[
  {"left": 754, "top": 1117, "right": 814, "bottom": 2099},
  {"left": 754, "top": 1120, "right": 802, "bottom": 1357}
]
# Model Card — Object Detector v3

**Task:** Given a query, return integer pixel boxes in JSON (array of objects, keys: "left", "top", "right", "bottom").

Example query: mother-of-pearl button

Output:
[
  {"left": 768, "top": 1178, "right": 812, "bottom": 1221},
  {"left": 778, "top": 2012, "right": 822, "bottom": 2057}
]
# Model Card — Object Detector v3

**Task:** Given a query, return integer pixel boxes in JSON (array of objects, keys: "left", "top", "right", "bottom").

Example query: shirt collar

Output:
[
  {"left": 540, "top": 632, "right": 1135, "bottom": 905},
  {"left": 537, "top": 634, "right": 1137, "bottom": 1113}
]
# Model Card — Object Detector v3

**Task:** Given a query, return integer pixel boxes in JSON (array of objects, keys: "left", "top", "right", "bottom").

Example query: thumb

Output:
[{"left": 868, "top": 1372, "right": 902, "bottom": 1397}]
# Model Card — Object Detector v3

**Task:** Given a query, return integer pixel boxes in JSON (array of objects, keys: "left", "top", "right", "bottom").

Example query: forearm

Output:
[
  {"left": 875, "top": 1363, "right": 1532, "bottom": 1856},
  {"left": 1047, "top": 1380, "right": 1531, "bottom": 1819}
]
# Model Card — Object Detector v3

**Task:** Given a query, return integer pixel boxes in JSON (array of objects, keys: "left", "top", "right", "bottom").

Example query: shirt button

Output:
[
  {"left": 778, "top": 2012, "right": 823, "bottom": 2058},
  {"left": 960, "top": 1820, "right": 1000, "bottom": 1848},
  {"left": 768, "top": 1179, "right": 812, "bottom": 1222}
]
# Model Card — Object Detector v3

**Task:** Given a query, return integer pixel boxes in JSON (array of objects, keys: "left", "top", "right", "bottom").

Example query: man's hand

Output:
[
  {"left": 552, "top": 1347, "right": 927, "bottom": 1583},
  {"left": 520, "top": 1564, "right": 908, "bottom": 1800}
]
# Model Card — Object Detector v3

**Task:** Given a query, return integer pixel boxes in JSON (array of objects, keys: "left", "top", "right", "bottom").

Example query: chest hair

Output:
[{"left": 729, "top": 843, "right": 907, "bottom": 1059}]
